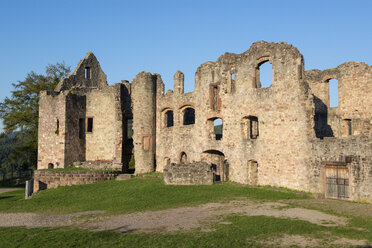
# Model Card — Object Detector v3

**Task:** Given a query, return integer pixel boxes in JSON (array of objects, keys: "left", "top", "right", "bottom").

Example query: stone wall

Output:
[
  {"left": 309, "top": 136, "right": 372, "bottom": 201},
  {"left": 33, "top": 170, "right": 120, "bottom": 193},
  {"left": 73, "top": 161, "right": 121, "bottom": 170},
  {"left": 37, "top": 91, "right": 68, "bottom": 169},
  {"left": 84, "top": 86, "right": 120, "bottom": 163},
  {"left": 65, "top": 93, "right": 86, "bottom": 166},
  {"left": 153, "top": 41, "right": 371, "bottom": 198},
  {"left": 37, "top": 41, "right": 371, "bottom": 200},
  {"left": 163, "top": 162, "right": 214, "bottom": 185},
  {"left": 38, "top": 52, "right": 132, "bottom": 170},
  {"left": 306, "top": 62, "right": 372, "bottom": 138},
  {"left": 155, "top": 41, "right": 314, "bottom": 191}
]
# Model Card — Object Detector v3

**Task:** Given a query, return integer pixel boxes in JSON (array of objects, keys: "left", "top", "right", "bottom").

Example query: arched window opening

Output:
[
  {"left": 328, "top": 79, "right": 339, "bottom": 107},
  {"left": 242, "top": 116, "right": 259, "bottom": 139},
  {"left": 208, "top": 118, "right": 222, "bottom": 140},
  {"left": 180, "top": 152, "right": 187, "bottom": 164},
  {"left": 214, "top": 118, "right": 222, "bottom": 140},
  {"left": 256, "top": 60, "right": 272, "bottom": 88},
  {"left": 183, "top": 107, "right": 195, "bottom": 125},
  {"left": 48, "top": 163, "right": 54, "bottom": 169},
  {"left": 165, "top": 110, "right": 174, "bottom": 127}
]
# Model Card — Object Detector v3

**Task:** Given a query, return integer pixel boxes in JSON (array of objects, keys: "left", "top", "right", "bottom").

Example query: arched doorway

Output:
[{"left": 201, "top": 150, "right": 228, "bottom": 182}]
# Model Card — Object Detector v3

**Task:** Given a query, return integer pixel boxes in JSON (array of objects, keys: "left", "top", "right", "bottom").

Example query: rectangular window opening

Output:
[
  {"left": 329, "top": 79, "right": 339, "bottom": 107},
  {"left": 242, "top": 116, "right": 259, "bottom": 140},
  {"left": 209, "top": 85, "right": 220, "bottom": 111},
  {"left": 250, "top": 117, "right": 259, "bottom": 139},
  {"left": 345, "top": 119, "right": 352, "bottom": 136},
  {"left": 166, "top": 111, "right": 174, "bottom": 127},
  {"left": 87, "top": 117, "right": 93, "bottom": 133},
  {"left": 55, "top": 119, "right": 60, "bottom": 135},
  {"left": 85, "top": 67, "right": 90, "bottom": 79}
]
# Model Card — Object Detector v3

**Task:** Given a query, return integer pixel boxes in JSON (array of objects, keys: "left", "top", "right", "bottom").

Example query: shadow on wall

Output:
[{"left": 313, "top": 95, "right": 334, "bottom": 139}]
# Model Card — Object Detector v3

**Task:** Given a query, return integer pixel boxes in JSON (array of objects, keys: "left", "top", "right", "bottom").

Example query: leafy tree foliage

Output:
[{"left": 0, "top": 63, "right": 70, "bottom": 173}]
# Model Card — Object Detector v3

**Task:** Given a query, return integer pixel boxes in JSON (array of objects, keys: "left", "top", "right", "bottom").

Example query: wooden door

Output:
[{"left": 325, "top": 165, "right": 349, "bottom": 199}]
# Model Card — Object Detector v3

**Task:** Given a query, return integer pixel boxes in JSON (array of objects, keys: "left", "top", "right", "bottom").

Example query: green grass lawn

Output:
[
  {"left": 0, "top": 214, "right": 371, "bottom": 248},
  {"left": 0, "top": 177, "right": 371, "bottom": 247},
  {"left": 0, "top": 177, "right": 310, "bottom": 215}
]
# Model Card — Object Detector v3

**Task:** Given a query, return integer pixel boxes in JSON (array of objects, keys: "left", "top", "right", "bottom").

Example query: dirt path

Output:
[
  {"left": 85, "top": 200, "right": 347, "bottom": 233},
  {"left": 284, "top": 198, "right": 372, "bottom": 217},
  {"left": 0, "top": 188, "right": 20, "bottom": 194},
  {"left": 0, "top": 200, "right": 346, "bottom": 231},
  {"left": 0, "top": 199, "right": 368, "bottom": 247},
  {"left": 0, "top": 211, "right": 105, "bottom": 228}
]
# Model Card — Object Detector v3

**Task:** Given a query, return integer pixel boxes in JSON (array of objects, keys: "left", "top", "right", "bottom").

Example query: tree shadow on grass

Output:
[{"left": 0, "top": 196, "right": 15, "bottom": 200}]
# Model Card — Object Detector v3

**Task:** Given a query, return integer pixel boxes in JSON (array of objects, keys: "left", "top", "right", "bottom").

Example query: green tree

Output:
[{"left": 0, "top": 63, "right": 70, "bottom": 172}]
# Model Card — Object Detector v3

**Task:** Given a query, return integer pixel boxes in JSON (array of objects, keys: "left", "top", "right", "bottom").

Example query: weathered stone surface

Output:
[
  {"left": 164, "top": 162, "right": 214, "bottom": 185},
  {"left": 37, "top": 41, "right": 372, "bottom": 201},
  {"left": 73, "top": 161, "right": 121, "bottom": 170},
  {"left": 33, "top": 170, "right": 120, "bottom": 193},
  {"left": 116, "top": 174, "right": 133, "bottom": 181}
]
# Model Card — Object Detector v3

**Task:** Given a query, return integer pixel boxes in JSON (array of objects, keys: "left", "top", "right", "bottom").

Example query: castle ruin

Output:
[{"left": 37, "top": 41, "right": 372, "bottom": 201}]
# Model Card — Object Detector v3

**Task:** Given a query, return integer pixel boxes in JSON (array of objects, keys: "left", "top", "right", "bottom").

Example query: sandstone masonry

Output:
[
  {"left": 33, "top": 170, "right": 120, "bottom": 192},
  {"left": 37, "top": 41, "right": 372, "bottom": 201},
  {"left": 163, "top": 162, "right": 215, "bottom": 185}
]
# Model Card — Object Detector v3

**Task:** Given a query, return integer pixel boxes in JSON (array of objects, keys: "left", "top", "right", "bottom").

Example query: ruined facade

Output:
[{"left": 37, "top": 41, "right": 372, "bottom": 201}]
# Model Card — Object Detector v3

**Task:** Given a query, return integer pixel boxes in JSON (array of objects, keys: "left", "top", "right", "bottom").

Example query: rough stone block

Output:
[{"left": 116, "top": 174, "right": 132, "bottom": 181}]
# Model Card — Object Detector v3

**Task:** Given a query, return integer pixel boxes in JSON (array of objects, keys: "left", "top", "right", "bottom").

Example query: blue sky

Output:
[{"left": 0, "top": 0, "right": 371, "bottom": 132}]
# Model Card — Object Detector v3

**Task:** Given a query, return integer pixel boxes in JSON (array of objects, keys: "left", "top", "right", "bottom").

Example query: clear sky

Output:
[{"left": 1, "top": 0, "right": 371, "bottom": 132}]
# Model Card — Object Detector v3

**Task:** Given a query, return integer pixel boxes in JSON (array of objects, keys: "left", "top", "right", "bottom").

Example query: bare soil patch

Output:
[
  {"left": 86, "top": 200, "right": 346, "bottom": 233},
  {"left": 0, "top": 200, "right": 346, "bottom": 232},
  {"left": 284, "top": 198, "right": 372, "bottom": 217},
  {"left": 0, "top": 188, "right": 20, "bottom": 194},
  {"left": 0, "top": 211, "right": 104, "bottom": 228},
  {"left": 1, "top": 199, "right": 370, "bottom": 246},
  {"left": 261, "top": 234, "right": 367, "bottom": 248}
]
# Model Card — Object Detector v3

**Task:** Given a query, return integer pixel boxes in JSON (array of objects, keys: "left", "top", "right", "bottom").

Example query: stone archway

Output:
[{"left": 201, "top": 150, "right": 228, "bottom": 182}]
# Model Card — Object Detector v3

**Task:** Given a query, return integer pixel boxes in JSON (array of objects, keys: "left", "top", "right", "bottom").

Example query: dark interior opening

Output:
[
  {"left": 183, "top": 108, "right": 195, "bottom": 125},
  {"left": 166, "top": 111, "right": 174, "bottom": 127},
  {"left": 87, "top": 117, "right": 93, "bottom": 133}
]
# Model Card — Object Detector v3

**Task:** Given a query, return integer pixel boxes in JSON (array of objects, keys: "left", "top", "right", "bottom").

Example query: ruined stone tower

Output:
[{"left": 131, "top": 72, "right": 157, "bottom": 173}]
